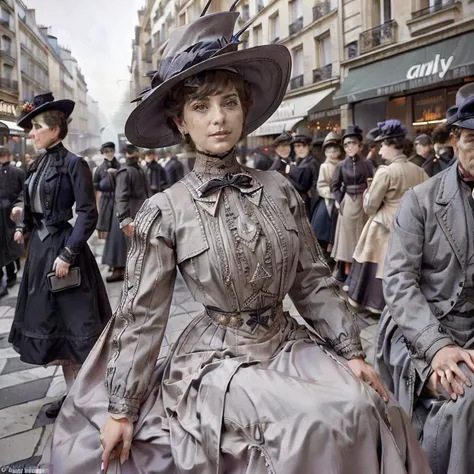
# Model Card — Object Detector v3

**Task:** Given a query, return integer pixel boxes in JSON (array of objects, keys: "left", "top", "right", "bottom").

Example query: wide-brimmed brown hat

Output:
[{"left": 125, "top": 10, "right": 292, "bottom": 148}]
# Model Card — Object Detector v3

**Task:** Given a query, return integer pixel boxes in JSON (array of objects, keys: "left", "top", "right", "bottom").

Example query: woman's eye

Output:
[
  {"left": 193, "top": 103, "right": 207, "bottom": 111},
  {"left": 225, "top": 100, "right": 237, "bottom": 107}
]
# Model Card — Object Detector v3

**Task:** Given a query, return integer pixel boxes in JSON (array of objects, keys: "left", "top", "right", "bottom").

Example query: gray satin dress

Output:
[{"left": 42, "top": 153, "right": 430, "bottom": 473}]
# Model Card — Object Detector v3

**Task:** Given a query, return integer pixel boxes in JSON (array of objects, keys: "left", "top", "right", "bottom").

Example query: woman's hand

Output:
[
  {"left": 100, "top": 416, "right": 134, "bottom": 472},
  {"left": 122, "top": 222, "right": 134, "bottom": 238},
  {"left": 11, "top": 207, "right": 22, "bottom": 222},
  {"left": 14, "top": 231, "right": 24, "bottom": 244},
  {"left": 52, "top": 257, "right": 70, "bottom": 278},
  {"left": 348, "top": 357, "right": 389, "bottom": 402}
]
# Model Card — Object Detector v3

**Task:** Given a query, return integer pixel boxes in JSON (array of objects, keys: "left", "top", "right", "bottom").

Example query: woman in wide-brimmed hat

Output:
[
  {"left": 346, "top": 120, "right": 428, "bottom": 314},
  {"left": 311, "top": 131, "right": 343, "bottom": 255},
  {"left": 9, "top": 92, "right": 112, "bottom": 418},
  {"left": 43, "top": 7, "right": 430, "bottom": 473}
]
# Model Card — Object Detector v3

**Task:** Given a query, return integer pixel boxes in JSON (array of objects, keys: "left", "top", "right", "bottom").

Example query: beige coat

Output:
[
  {"left": 316, "top": 156, "right": 342, "bottom": 215},
  {"left": 353, "top": 155, "right": 429, "bottom": 278}
]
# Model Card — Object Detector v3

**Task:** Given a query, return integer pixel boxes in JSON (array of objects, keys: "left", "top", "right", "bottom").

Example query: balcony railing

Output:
[
  {"left": 313, "top": 63, "right": 332, "bottom": 83},
  {"left": 412, "top": 0, "right": 455, "bottom": 19},
  {"left": 0, "top": 77, "right": 18, "bottom": 93},
  {"left": 313, "top": 0, "right": 331, "bottom": 22},
  {"left": 0, "top": 48, "right": 15, "bottom": 63},
  {"left": 289, "top": 16, "right": 303, "bottom": 35},
  {"left": 290, "top": 74, "right": 304, "bottom": 90},
  {"left": 359, "top": 20, "right": 396, "bottom": 54}
]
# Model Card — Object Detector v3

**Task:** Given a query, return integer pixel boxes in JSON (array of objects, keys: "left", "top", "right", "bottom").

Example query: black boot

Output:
[
  {"left": 0, "top": 287, "right": 8, "bottom": 298},
  {"left": 45, "top": 396, "right": 66, "bottom": 418},
  {"left": 6, "top": 275, "right": 17, "bottom": 288},
  {"left": 106, "top": 268, "right": 124, "bottom": 283}
]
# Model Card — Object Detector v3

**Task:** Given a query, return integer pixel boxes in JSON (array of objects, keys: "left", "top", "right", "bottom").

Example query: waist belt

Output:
[
  {"left": 345, "top": 183, "right": 367, "bottom": 195},
  {"left": 205, "top": 303, "right": 283, "bottom": 330}
]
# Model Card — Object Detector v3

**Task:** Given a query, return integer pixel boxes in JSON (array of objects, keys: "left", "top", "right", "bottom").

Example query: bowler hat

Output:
[
  {"left": 374, "top": 120, "right": 407, "bottom": 142},
  {"left": 125, "top": 8, "right": 291, "bottom": 148},
  {"left": 100, "top": 142, "right": 115, "bottom": 153},
  {"left": 322, "top": 131, "right": 341, "bottom": 150},
  {"left": 17, "top": 92, "right": 75, "bottom": 129},
  {"left": 342, "top": 125, "right": 363, "bottom": 142}
]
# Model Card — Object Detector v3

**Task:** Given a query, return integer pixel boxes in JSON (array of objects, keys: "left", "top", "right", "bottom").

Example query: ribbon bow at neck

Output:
[{"left": 198, "top": 173, "right": 254, "bottom": 197}]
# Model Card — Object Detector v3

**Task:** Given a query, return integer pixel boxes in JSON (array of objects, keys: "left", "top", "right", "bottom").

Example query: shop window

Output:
[{"left": 269, "top": 12, "right": 280, "bottom": 43}]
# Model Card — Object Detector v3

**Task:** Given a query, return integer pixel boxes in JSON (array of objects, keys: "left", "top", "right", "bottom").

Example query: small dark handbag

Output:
[{"left": 47, "top": 267, "right": 81, "bottom": 293}]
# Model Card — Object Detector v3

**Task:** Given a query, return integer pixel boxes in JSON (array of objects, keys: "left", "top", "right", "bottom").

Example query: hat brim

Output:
[
  {"left": 373, "top": 133, "right": 406, "bottom": 143},
  {"left": 125, "top": 45, "right": 292, "bottom": 148},
  {"left": 17, "top": 100, "right": 75, "bottom": 129},
  {"left": 455, "top": 118, "right": 474, "bottom": 130}
]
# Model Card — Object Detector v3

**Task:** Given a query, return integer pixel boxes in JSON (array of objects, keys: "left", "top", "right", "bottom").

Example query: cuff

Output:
[
  {"left": 119, "top": 217, "right": 133, "bottom": 229},
  {"left": 108, "top": 396, "right": 140, "bottom": 423},
  {"left": 58, "top": 247, "right": 76, "bottom": 264},
  {"left": 424, "top": 336, "right": 454, "bottom": 365},
  {"left": 332, "top": 337, "right": 366, "bottom": 361},
  {"left": 412, "top": 324, "right": 453, "bottom": 362}
]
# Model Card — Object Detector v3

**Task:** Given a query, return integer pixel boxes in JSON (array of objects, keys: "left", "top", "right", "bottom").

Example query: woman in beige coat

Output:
[{"left": 347, "top": 120, "right": 429, "bottom": 314}]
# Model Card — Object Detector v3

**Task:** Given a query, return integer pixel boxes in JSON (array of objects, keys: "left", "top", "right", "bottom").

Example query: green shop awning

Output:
[{"left": 334, "top": 31, "right": 474, "bottom": 105}]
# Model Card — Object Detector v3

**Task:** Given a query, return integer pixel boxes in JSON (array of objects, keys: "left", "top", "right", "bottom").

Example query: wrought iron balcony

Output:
[
  {"left": 359, "top": 20, "right": 396, "bottom": 54},
  {"left": 289, "top": 17, "right": 304, "bottom": 35},
  {"left": 412, "top": 0, "right": 455, "bottom": 19},
  {"left": 313, "top": 64, "right": 332, "bottom": 83},
  {"left": 313, "top": 0, "right": 331, "bottom": 22},
  {"left": 0, "top": 78, "right": 18, "bottom": 93},
  {"left": 290, "top": 74, "right": 304, "bottom": 90},
  {"left": 0, "top": 48, "right": 15, "bottom": 64}
]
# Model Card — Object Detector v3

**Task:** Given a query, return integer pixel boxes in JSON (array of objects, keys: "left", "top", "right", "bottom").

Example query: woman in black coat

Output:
[{"left": 8, "top": 93, "right": 112, "bottom": 418}]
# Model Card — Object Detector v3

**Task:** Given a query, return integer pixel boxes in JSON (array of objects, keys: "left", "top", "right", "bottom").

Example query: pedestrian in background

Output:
[
  {"left": 346, "top": 120, "right": 428, "bottom": 314},
  {"left": 94, "top": 142, "right": 127, "bottom": 283},
  {"left": 163, "top": 150, "right": 185, "bottom": 186},
  {"left": 8, "top": 93, "right": 111, "bottom": 419},
  {"left": 432, "top": 123, "right": 455, "bottom": 172},
  {"left": 144, "top": 148, "right": 168, "bottom": 193},
  {"left": 410, "top": 133, "right": 434, "bottom": 171},
  {"left": 115, "top": 143, "right": 151, "bottom": 238},
  {"left": 331, "top": 125, "right": 374, "bottom": 284},
  {"left": 0, "top": 146, "right": 25, "bottom": 297}
]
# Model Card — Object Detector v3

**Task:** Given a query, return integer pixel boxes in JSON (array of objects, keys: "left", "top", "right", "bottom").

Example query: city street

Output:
[{"left": 0, "top": 236, "right": 378, "bottom": 469}]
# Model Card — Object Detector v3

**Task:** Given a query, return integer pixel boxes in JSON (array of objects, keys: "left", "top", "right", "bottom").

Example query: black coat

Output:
[
  {"left": 253, "top": 153, "right": 273, "bottom": 171},
  {"left": 269, "top": 155, "right": 313, "bottom": 194},
  {"left": 0, "top": 162, "right": 25, "bottom": 267},
  {"left": 93, "top": 157, "right": 120, "bottom": 232},
  {"left": 18, "top": 143, "right": 98, "bottom": 255},
  {"left": 164, "top": 156, "right": 185, "bottom": 186},
  {"left": 145, "top": 160, "right": 168, "bottom": 194},
  {"left": 423, "top": 149, "right": 455, "bottom": 177},
  {"left": 115, "top": 158, "right": 152, "bottom": 227},
  {"left": 298, "top": 154, "right": 320, "bottom": 217}
]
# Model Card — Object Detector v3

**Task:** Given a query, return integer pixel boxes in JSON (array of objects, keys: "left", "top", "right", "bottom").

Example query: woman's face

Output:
[
  {"left": 325, "top": 145, "right": 341, "bottom": 160},
  {"left": 343, "top": 137, "right": 362, "bottom": 158},
  {"left": 294, "top": 143, "right": 309, "bottom": 159},
  {"left": 29, "top": 114, "right": 60, "bottom": 150},
  {"left": 103, "top": 148, "right": 115, "bottom": 160},
  {"left": 276, "top": 143, "right": 291, "bottom": 159},
  {"left": 177, "top": 85, "right": 244, "bottom": 155}
]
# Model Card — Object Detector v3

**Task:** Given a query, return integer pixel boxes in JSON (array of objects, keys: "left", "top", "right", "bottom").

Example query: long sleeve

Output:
[
  {"left": 94, "top": 166, "right": 114, "bottom": 193},
  {"left": 331, "top": 162, "right": 344, "bottom": 204},
  {"left": 115, "top": 168, "right": 132, "bottom": 228},
  {"left": 364, "top": 166, "right": 390, "bottom": 217},
  {"left": 285, "top": 182, "right": 364, "bottom": 359},
  {"left": 106, "top": 196, "right": 177, "bottom": 421},
  {"left": 383, "top": 190, "right": 453, "bottom": 378},
  {"left": 65, "top": 156, "right": 98, "bottom": 253},
  {"left": 316, "top": 163, "right": 334, "bottom": 200}
]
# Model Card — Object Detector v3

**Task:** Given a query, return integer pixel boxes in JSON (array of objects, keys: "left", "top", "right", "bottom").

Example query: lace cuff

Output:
[{"left": 108, "top": 396, "right": 140, "bottom": 423}]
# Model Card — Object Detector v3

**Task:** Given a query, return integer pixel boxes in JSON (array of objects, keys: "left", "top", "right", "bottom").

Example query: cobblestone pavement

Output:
[{"left": 0, "top": 236, "right": 378, "bottom": 469}]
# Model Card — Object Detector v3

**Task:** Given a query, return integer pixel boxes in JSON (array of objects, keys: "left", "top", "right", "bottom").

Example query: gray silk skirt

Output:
[{"left": 41, "top": 307, "right": 430, "bottom": 473}]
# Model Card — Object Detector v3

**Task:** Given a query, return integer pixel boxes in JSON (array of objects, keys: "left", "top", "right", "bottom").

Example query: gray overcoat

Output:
[{"left": 377, "top": 162, "right": 474, "bottom": 473}]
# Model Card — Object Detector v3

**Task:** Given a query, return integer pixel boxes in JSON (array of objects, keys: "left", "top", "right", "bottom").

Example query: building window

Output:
[
  {"left": 241, "top": 4, "right": 250, "bottom": 21},
  {"left": 253, "top": 24, "right": 262, "bottom": 46},
  {"left": 153, "top": 31, "right": 161, "bottom": 48},
  {"left": 256, "top": 0, "right": 264, "bottom": 12},
  {"left": 292, "top": 46, "right": 303, "bottom": 77},
  {"left": 0, "top": 7, "right": 10, "bottom": 28},
  {"left": 347, "top": 40, "right": 358, "bottom": 59},
  {"left": 269, "top": 13, "right": 280, "bottom": 43},
  {"left": 3, "top": 64, "right": 12, "bottom": 81},
  {"left": 317, "top": 34, "right": 332, "bottom": 67},
  {"left": 1, "top": 35, "right": 11, "bottom": 55},
  {"left": 371, "top": 0, "right": 391, "bottom": 27},
  {"left": 290, "top": 0, "right": 303, "bottom": 23},
  {"left": 179, "top": 12, "right": 186, "bottom": 26}
]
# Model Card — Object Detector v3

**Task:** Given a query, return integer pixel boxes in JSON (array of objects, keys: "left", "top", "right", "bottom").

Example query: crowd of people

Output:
[{"left": 1, "top": 5, "right": 474, "bottom": 473}]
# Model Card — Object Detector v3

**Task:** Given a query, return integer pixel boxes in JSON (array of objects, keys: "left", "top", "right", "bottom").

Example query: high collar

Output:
[
  {"left": 46, "top": 142, "right": 64, "bottom": 154},
  {"left": 126, "top": 156, "right": 139, "bottom": 166},
  {"left": 347, "top": 154, "right": 361, "bottom": 161},
  {"left": 1, "top": 160, "right": 10, "bottom": 168},
  {"left": 193, "top": 149, "right": 241, "bottom": 179},
  {"left": 392, "top": 154, "right": 408, "bottom": 164}
]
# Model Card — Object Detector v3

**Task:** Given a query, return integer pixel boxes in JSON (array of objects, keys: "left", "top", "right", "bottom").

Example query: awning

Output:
[
  {"left": 334, "top": 31, "right": 474, "bottom": 105},
  {"left": 308, "top": 90, "right": 339, "bottom": 121},
  {"left": 0, "top": 120, "right": 25, "bottom": 136},
  {"left": 250, "top": 88, "right": 334, "bottom": 137}
]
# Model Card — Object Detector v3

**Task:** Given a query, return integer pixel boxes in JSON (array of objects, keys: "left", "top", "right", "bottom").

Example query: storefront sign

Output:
[
  {"left": 0, "top": 101, "right": 17, "bottom": 117},
  {"left": 406, "top": 54, "right": 454, "bottom": 80},
  {"left": 309, "top": 107, "right": 339, "bottom": 121},
  {"left": 413, "top": 90, "right": 446, "bottom": 123},
  {"left": 271, "top": 103, "right": 296, "bottom": 121}
]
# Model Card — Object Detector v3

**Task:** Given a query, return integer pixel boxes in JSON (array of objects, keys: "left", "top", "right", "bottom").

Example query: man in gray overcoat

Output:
[{"left": 376, "top": 88, "right": 474, "bottom": 474}]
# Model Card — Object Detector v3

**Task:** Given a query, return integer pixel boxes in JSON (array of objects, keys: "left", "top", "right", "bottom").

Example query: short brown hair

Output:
[
  {"left": 163, "top": 69, "right": 253, "bottom": 150},
  {"left": 41, "top": 110, "right": 68, "bottom": 140}
]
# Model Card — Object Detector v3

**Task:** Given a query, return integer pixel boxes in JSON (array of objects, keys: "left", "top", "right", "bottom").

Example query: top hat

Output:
[
  {"left": 374, "top": 120, "right": 407, "bottom": 142},
  {"left": 17, "top": 92, "right": 75, "bottom": 129},
  {"left": 125, "top": 7, "right": 291, "bottom": 148},
  {"left": 322, "top": 131, "right": 341, "bottom": 150},
  {"left": 342, "top": 125, "right": 363, "bottom": 142},
  {"left": 291, "top": 133, "right": 312, "bottom": 146},
  {"left": 100, "top": 142, "right": 116, "bottom": 153},
  {"left": 446, "top": 83, "right": 474, "bottom": 126},
  {"left": 273, "top": 131, "right": 293, "bottom": 146}
]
